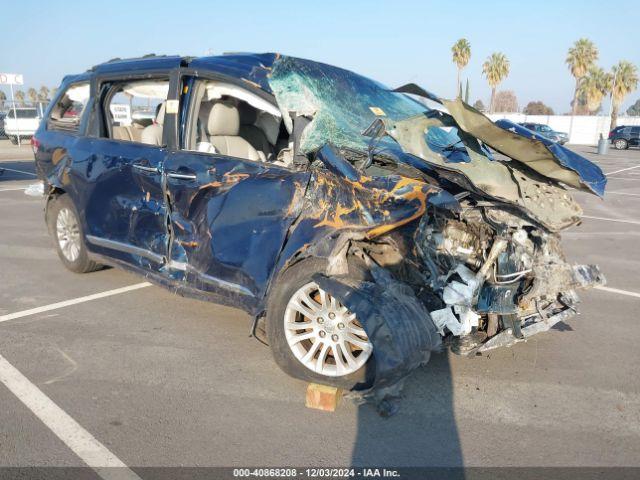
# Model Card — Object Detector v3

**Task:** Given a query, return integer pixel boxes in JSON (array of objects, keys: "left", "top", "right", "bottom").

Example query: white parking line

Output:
[
  {"left": 607, "top": 191, "right": 640, "bottom": 197},
  {"left": 0, "top": 282, "right": 152, "bottom": 323},
  {"left": 0, "top": 353, "right": 141, "bottom": 480},
  {"left": 0, "top": 167, "right": 36, "bottom": 176},
  {"left": 595, "top": 286, "right": 640, "bottom": 299},
  {"left": 605, "top": 165, "right": 640, "bottom": 176},
  {"left": 0, "top": 187, "right": 27, "bottom": 192},
  {"left": 582, "top": 215, "right": 640, "bottom": 226}
]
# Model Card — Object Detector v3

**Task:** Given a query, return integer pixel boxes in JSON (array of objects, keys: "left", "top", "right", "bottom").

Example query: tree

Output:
[
  {"left": 27, "top": 87, "right": 38, "bottom": 104},
  {"left": 482, "top": 52, "right": 510, "bottom": 113},
  {"left": 451, "top": 38, "right": 471, "bottom": 98},
  {"left": 523, "top": 101, "right": 554, "bottom": 115},
  {"left": 15, "top": 90, "right": 25, "bottom": 106},
  {"left": 578, "top": 66, "right": 610, "bottom": 114},
  {"left": 0, "top": 91, "right": 5, "bottom": 109},
  {"left": 627, "top": 99, "right": 640, "bottom": 116},
  {"left": 38, "top": 85, "right": 50, "bottom": 101},
  {"left": 493, "top": 90, "right": 518, "bottom": 113},
  {"left": 472, "top": 99, "right": 485, "bottom": 112},
  {"left": 609, "top": 60, "right": 638, "bottom": 130},
  {"left": 566, "top": 38, "right": 599, "bottom": 116}
]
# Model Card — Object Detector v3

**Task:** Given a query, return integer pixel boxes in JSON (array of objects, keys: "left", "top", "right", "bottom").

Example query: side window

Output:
[
  {"left": 101, "top": 79, "right": 169, "bottom": 145},
  {"left": 48, "top": 82, "right": 90, "bottom": 132},
  {"left": 631, "top": 127, "right": 640, "bottom": 136},
  {"left": 181, "top": 78, "right": 291, "bottom": 166}
]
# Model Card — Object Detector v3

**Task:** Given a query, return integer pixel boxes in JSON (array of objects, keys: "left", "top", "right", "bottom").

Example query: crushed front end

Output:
[{"left": 413, "top": 202, "right": 605, "bottom": 355}]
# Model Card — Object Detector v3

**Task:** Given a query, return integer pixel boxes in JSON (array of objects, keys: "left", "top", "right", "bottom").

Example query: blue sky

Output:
[{"left": 1, "top": 0, "right": 639, "bottom": 113}]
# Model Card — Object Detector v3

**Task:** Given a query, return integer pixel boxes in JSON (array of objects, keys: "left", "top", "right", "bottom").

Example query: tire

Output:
[
  {"left": 266, "top": 257, "right": 375, "bottom": 390},
  {"left": 614, "top": 138, "right": 628, "bottom": 150},
  {"left": 9, "top": 136, "right": 18, "bottom": 145},
  {"left": 47, "top": 194, "right": 101, "bottom": 273}
]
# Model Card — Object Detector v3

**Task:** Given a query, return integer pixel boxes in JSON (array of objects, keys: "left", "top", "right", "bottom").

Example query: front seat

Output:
[
  {"left": 205, "top": 102, "right": 262, "bottom": 161},
  {"left": 140, "top": 102, "right": 165, "bottom": 145}
]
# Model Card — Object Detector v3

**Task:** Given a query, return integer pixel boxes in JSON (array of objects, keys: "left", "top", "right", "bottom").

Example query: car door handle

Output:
[
  {"left": 166, "top": 171, "right": 197, "bottom": 181},
  {"left": 132, "top": 161, "right": 159, "bottom": 174}
]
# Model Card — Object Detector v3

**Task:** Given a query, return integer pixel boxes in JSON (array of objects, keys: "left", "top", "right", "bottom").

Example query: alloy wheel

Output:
[
  {"left": 284, "top": 282, "right": 372, "bottom": 377},
  {"left": 56, "top": 207, "right": 81, "bottom": 262}
]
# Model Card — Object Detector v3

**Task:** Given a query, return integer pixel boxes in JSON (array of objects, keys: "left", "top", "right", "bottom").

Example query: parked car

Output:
[
  {"left": 608, "top": 125, "right": 640, "bottom": 149},
  {"left": 4, "top": 107, "right": 41, "bottom": 144},
  {"left": 0, "top": 111, "right": 6, "bottom": 138},
  {"left": 520, "top": 122, "right": 569, "bottom": 144},
  {"left": 33, "top": 53, "right": 605, "bottom": 399}
]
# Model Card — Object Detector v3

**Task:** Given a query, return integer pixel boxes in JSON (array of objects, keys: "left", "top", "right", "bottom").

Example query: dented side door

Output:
[{"left": 162, "top": 150, "right": 309, "bottom": 310}]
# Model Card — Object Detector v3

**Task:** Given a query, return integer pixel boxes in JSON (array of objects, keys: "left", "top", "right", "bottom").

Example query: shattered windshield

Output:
[{"left": 269, "top": 56, "right": 429, "bottom": 153}]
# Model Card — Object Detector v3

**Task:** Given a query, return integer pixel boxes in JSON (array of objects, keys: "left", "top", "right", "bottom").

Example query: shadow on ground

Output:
[{"left": 351, "top": 352, "right": 463, "bottom": 476}]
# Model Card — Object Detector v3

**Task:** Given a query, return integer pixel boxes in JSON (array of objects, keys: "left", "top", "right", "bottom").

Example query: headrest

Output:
[
  {"left": 206, "top": 102, "right": 240, "bottom": 136},
  {"left": 155, "top": 102, "right": 166, "bottom": 126}
]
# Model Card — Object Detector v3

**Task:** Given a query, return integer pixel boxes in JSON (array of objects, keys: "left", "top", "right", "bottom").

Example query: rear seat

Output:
[{"left": 112, "top": 123, "right": 145, "bottom": 142}]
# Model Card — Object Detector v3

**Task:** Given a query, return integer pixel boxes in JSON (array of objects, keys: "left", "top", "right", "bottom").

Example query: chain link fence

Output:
[{"left": 0, "top": 100, "right": 50, "bottom": 144}]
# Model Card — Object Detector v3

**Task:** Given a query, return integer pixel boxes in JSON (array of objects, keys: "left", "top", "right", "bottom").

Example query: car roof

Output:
[{"left": 79, "top": 52, "right": 279, "bottom": 94}]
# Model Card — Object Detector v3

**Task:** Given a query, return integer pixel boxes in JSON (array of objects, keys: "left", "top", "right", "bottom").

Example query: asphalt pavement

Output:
[{"left": 0, "top": 139, "right": 639, "bottom": 476}]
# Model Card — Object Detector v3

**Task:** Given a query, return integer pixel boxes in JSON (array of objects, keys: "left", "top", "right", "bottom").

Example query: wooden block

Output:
[{"left": 305, "top": 383, "right": 341, "bottom": 412}]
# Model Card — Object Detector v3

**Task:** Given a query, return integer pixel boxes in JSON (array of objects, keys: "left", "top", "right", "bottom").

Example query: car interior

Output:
[
  {"left": 104, "top": 80, "right": 169, "bottom": 144},
  {"left": 101, "top": 78, "right": 294, "bottom": 166},
  {"left": 185, "top": 80, "right": 293, "bottom": 166}
]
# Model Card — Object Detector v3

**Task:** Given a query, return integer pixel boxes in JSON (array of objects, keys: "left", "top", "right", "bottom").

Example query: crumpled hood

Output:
[{"left": 267, "top": 58, "right": 606, "bottom": 232}]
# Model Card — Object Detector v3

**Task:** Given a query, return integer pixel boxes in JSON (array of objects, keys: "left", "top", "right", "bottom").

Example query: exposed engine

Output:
[{"left": 413, "top": 204, "right": 605, "bottom": 354}]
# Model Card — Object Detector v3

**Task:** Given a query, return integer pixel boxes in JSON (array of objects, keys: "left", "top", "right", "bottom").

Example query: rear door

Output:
[
  {"left": 631, "top": 127, "right": 640, "bottom": 146},
  {"left": 79, "top": 73, "right": 175, "bottom": 270}
]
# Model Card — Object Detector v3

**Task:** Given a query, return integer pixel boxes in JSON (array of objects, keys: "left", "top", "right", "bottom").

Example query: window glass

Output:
[
  {"left": 48, "top": 82, "right": 90, "bottom": 132},
  {"left": 103, "top": 80, "right": 169, "bottom": 144},
  {"left": 630, "top": 126, "right": 640, "bottom": 135},
  {"left": 183, "top": 78, "right": 290, "bottom": 166},
  {"left": 8, "top": 108, "right": 38, "bottom": 119}
]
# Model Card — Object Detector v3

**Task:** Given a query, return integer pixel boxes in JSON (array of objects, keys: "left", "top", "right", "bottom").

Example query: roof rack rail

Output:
[{"left": 88, "top": 53, "right": 176, "bottom": 71}]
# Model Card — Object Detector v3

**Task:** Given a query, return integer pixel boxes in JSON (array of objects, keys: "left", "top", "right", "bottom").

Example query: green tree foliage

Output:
[
  {"left": 566, "top": 38, "right": 599, "bottom": 115},
  {"left": 482, "top": 52, "right": 510, "bottom": 113},
  {"left": 627, "top": 99, "right": 640, "bottom": 116},
  {"left": 451, "top": 38, "right": 471, "bottom": 98},
  {"left": 609, "top": 61, "right": 638, "bottom": 130},
  {"left": 523, "top": 101, "right": 554, "bottom": 115}
]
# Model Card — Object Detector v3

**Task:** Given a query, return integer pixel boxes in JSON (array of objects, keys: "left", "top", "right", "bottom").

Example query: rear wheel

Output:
[
  {"left": 266, "top": 258, "right": 375, "bottom": 389},
  {"left": 614, "top": 138, "right": 628, "bottom": 150},
  {"left": 9, "top": 136, "right": 18, "bottom": 145},
  {"left": 47, "top": 194, "right": 101, "bottom": 273}
]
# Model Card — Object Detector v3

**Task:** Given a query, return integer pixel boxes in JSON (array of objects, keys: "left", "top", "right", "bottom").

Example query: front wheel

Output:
[
  {"left": 47, "top": 194, "right": 101, "bottom": 273},
  {"left": 266, "top": 258, "right": 375, "bottom": 390},
  {"left": 614, "top": 138, "right": 628, "bottom": 150}
]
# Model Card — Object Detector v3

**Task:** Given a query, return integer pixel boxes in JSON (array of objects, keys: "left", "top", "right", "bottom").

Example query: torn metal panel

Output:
[
  {"left": 442, "top": 99, "right": 606, "bottom": 196},
  {"left": 313, "top": 267, "right": 442, "bottom": 391}
]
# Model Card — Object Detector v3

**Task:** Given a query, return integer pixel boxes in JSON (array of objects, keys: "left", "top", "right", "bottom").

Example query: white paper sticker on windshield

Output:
[{"left": 369, "top": 106, "right": 386, "bottom": 116}]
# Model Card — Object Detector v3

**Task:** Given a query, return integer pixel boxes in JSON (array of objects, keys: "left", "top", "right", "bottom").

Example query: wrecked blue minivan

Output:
[{"left": 33, "top": 53, "right": 605, "bottom": 405}]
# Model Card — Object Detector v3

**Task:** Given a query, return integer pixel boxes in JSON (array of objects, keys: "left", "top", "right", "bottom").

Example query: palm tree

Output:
[
  {"left": 609, "top": 60, "right": 639, "bottom": 130},
  {"left": 15, "top": 90, "right": 25, "bottom": 106},
  {"left": 578, "top": 66, "right": 610, "bottom": 113},
  {"left": 27, "top": 87, "right": 38, "bottom": 104},
  {"left": 0, "top": 91, "right": 6, "bottom": 109},
  {"left": 451, "top": 38, "right": 471, "bottom": 98},
  {"left": 39, "top": 85, "right": 50, "bottom": 101},
  {"left": 482, "top": 52, "right": 510, "bottom": 113},
  {"left": 566, "top": 38, "right": 599, "bottom": 116}
]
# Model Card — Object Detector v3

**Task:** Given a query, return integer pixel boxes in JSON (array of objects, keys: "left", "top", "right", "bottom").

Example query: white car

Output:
[{"left": 4, "top": 107, "right": 42, "bottom": 144}]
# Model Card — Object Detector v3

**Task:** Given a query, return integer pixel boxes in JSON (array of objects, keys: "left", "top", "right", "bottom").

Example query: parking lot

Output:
[{"left": 1, "top": 138, "right": 639, "bottom": 475}]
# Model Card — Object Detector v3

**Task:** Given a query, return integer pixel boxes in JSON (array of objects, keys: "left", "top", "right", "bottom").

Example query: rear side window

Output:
[
  {"left": 48, "top": 82, "right": 90, "bottom": 132},
  {"left": 631, "top": 127, "right": 640, "bottom": 135},
  {"left": 7, "top": 109, "right": 38, "bottom": 119},
  {"left": 100, "top": 79, "right": 169, "bottom": 145}
]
